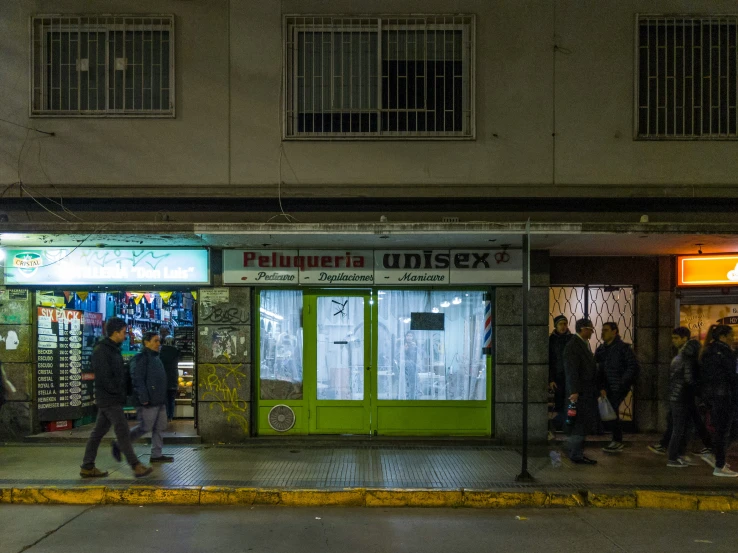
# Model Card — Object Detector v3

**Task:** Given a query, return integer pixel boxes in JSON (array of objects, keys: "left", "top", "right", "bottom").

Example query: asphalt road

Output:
[{"left": 2, "top": 505, "right": 737, "bottom": 553}]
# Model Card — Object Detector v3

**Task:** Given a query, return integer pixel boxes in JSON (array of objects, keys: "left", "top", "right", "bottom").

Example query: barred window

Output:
[
  {"left": 284, "top": 15, "right": 474, "bottom": 139},
  {"left": 637, "top": 16, "right": 738, "bottom": 139},
  {"left": 31, "top": 15, "right": 174, "bottom": 117}
]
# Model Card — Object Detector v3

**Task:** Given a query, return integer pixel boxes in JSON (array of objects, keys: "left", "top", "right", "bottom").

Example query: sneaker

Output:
[
  {"left": 667, "top": 459, "right": 690, "bottom": 468},
  {"left": 111, "top": 441, "right": 121, "bottom": 463},
  {"left": 695, "top": 447, "right": 712, "bottom": 456},
  {"left": 713, "top": 466, "right": 738, "bottom": 478},
  {"left": 602, "top": 441, "right": 625, "bottom": 453},
  {"left": 648, "top": 443, "right": 667, "bottom": 455},
  {"left": 150, "top": 455, "right": 174, "bottom": 463},
  {"left": 80, "top": 467, "right": 109, "bottom": 478},
  {"left": 133, "top": 463, "right": 153, "bottom": 478},
  {"left": 701, "top": 453, "right": 717, "bottom": 468},
  {"left": 680, "top": 455, "right": 700, "bottom": 466}
]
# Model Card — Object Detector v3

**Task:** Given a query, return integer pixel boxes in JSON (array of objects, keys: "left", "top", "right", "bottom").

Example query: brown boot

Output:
[
  {"left": 133, "top": 463, "right": 153, "bottom": 478},
  {"left": 80, "top": 466, "right": 109, "bottom": 478}
]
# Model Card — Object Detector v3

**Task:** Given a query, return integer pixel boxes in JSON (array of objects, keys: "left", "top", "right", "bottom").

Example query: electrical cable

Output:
[
  {"left": 0, "top": 117, "right": 55, "bottom": 136},
  {"left": 0, "top": 224, "right": 109, "bottom": 271},
  {"left": 20, "top": 184, "right": 70, "bottom": 222}
]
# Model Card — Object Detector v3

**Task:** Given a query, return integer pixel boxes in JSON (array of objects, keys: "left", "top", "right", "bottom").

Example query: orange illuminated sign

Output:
[{"left": 678, "top": 255, "right": 738, "bottom": 286}]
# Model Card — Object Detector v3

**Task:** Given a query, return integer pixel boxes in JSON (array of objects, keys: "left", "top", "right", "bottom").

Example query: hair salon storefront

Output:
[{"left": 222, "top": 248, "right": 522, "bottom": 436}]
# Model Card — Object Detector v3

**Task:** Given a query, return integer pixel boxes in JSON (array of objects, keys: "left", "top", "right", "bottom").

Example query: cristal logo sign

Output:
[{"left": 12, "top": 252, "right": 42, "bottom": 275}]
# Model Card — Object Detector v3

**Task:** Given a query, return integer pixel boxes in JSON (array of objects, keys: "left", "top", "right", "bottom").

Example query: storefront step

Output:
[{"left": 23, "top": 420, "right": 201, "bottom": 445}]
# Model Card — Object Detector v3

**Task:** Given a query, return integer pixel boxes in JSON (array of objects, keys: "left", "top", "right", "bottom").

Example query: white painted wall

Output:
[{"left": 1, "top": 0, "right": 737, "bottom": 198}]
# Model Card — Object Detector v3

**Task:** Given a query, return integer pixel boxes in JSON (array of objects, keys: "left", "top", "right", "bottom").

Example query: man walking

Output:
[
  {"left": 549, "top": 315, "right": 573, "bottom": 432},
  {"left": 563, "top": 318, "right": 599, "bottom": 464},
  {"left": 116, "top": 331, "right": 173, "bottom": 463},
  {"left": 649, "top": 327, "right": 712, "bottom": 457},
  {"left": 664, "top": 327, "right": 702, "bottom": 467},
  {"left": 80, "top": 317, "right": 152, "bottom": 478},
  {"left": 595, "top": 322, "right": 640, "bottom": 453}
]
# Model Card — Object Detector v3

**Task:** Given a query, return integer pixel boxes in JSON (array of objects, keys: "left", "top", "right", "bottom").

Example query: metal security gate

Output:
[{"left": 549, "top": 285, "right": 637, "bottom": 428}]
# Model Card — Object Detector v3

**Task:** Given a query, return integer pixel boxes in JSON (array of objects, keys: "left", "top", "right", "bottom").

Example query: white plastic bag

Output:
[{"left": 598, "top": 396, "right": 617, "bottom": 422}]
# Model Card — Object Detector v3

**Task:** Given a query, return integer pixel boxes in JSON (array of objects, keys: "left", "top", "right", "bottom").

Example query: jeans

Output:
[
  {"left": 82, "top": 406, "right": 139, "bottom": 469},
  {"left": 667, "top": 401, "right": 689, "bottom": 461},
  {"left": 166, "top": 389, "right": 177, "bottom": 421},
  {"left": 130, "top": 404, "right": 168, "bottom": 458},
  {"left": 711, "top": 398, "right": 735, "bottom": 469},
  {"left": 567, "top": 434, "right": 585, "bottom": 461}
]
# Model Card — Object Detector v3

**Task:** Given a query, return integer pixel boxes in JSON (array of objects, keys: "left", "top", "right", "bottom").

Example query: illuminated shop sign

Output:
[
  {"left": 3, "top": 248, "right": 210, "bottom": 286},
  {"left": 223, "top": 249, "right": 522, "bottom": 285},
  {"left": 678, "top": 255, "right": 738, "bottom": 286}
]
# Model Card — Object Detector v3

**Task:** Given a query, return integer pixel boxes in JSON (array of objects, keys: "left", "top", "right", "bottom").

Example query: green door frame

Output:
[
  {"left": 304, "top": 290, "right": 372, "bottom": 434},
  {"left": 255, "top": 287, "right": 493, "bottom": 436}
]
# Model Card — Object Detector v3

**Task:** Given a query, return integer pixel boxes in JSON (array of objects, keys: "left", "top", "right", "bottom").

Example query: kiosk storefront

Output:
[
  {"left": 676, "top": 254, "right": 738, "bottom": 341},
  {"left": 3, "top": 247, "right": 209, "bottom": 431},
  {"left": 224, "top": 248, "right": 521, "bottom": 436}
]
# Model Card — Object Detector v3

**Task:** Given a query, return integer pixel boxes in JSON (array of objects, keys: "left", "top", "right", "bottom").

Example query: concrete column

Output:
[
  {"left": 633, "top": 257, "right": 674, "bottom": 432},
  {"left": 494, "top": 250, "right": 550, "bottom": 444},
  {"left": 196, "top": 281, "right": 253, "bottom": 443},
  {"left": 0, "top": 289, "right": 36, "bottom": 439}
]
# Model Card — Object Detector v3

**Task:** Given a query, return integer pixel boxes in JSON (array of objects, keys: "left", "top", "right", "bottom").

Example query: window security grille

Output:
[
  {"left": 284, "top": 15, "right": 474, "bottom": 138},
  {"left": 31, "top": 15, "right": 174, "bottom": 116},
  {"left": 637, "top": 15, "right": 738, "bottom": 139}
]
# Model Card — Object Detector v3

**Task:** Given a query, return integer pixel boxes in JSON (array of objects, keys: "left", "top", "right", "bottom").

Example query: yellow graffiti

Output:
[{"left": 199, "top": 362, "right": 249, "bottom": 434}]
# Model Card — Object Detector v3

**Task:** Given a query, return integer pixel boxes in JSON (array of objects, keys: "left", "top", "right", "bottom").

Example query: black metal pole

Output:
[{"left": 516, "top": 221, "right": 534, "bottom": 482}]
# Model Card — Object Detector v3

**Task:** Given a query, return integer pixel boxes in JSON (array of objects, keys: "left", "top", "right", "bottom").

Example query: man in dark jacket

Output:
[
  {"left": 80, "top": 318, "right": 152, "bottom": 478},
  {"left": 122, "top": 331, "right": 173, "bottom": 463},
  {"left": 159, "top": 335, "right": 180, "bottom": 422},
  {"left": 564, "top": 318, "right": 598, "bottom": 464},
  {"left": 649, "top": 327, "right": 712, "bottom": 458},
  {"left": 595, "top": 322, "right": 640, "bottom": 453},
  {"left": 549, "top": 315, "right": 573, "bottom": 432},
  {"left": 665, "top": 329, "right": 702, "bottom": 467}
]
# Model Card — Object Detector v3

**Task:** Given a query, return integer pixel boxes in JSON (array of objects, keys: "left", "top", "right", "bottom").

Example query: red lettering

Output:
[
  {"left": 258, "top": 256, "right": 269, "bottom": 267},
  {"left": 321, "top": 256, "right": 332, "bottom": 267},
  {"left": 307, "top": 256, "right": 319, "bottom": 268},
  {"left": 243, "top": 252, "right": 256, "bottom": 267}
]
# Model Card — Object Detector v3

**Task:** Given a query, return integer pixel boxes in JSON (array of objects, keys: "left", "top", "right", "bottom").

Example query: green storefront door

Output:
[{"left": 304, "top": 292, "right": 372, "bottom": 434}]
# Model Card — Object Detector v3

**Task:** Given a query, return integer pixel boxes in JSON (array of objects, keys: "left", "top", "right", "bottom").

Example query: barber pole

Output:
[{"left": 482, "top": 298, "right": 492, "bottom": 355}]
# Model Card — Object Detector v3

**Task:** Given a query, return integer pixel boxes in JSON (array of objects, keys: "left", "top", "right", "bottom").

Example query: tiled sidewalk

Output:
[{"left": 1, "top": 438, "right": 737, "bottom": 493}]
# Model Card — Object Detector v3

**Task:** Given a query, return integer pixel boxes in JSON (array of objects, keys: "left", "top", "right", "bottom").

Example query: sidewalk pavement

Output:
[{"left": 2, "top": 434, "right": 738, "bottom": 510}]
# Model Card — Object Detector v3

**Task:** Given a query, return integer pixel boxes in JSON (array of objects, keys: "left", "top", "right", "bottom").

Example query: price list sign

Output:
[
  {"left": 37, "top": 307, "right": 88, "bottom": 421},
  {"left": 174, "top": 327, "right": 195, "bottom": 358}
]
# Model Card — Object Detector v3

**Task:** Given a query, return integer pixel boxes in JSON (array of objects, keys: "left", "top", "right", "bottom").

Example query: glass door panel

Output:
[
  {"left": 317, "top": 296, "right": 365, "bottom": 401},
  {"left": 309, "top": 293, "right": 371, "bottom": 434}
]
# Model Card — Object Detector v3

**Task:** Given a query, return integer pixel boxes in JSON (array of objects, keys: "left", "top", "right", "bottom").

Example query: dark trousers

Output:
[
  {"left": 81, "top": 405, "right": 139, "bottom": 469},
  {"left": 551, "top": 379, "right": 566, "bottom": 430},
  {"left": 166, "top": 389, "right": 177, "bottom": 421},
  {"left": 711, "top": 398, "right": 735, "bottom": 469},
  {"left": 660, "top": 399, "right": 712, "bottom": 450},
  {"left": 567, "top": 433, "right": 585, "bottom": 461},
  {"left": 667, "top": 401, "right": 690, "bottom": 461},
  {"left": 603, "top": 394, "right": 624, "bottom": 443}
]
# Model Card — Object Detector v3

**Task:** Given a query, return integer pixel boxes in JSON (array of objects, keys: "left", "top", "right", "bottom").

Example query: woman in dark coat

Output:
[
  {"left": 700, "top": 325, "right": 738, "bottom": 477},
  {"left": 563, "top": 318, "right": 598, "bottom": 464}
]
